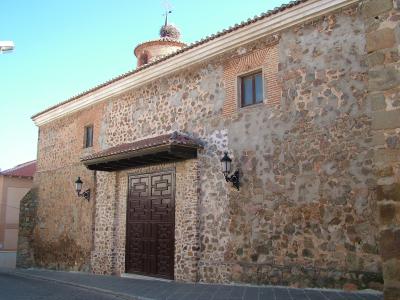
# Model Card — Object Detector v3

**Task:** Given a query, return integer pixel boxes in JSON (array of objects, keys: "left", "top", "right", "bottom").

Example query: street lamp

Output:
[
  {"left": 0, "top": 41, "right": 15, "bottom": 53},
  {"left": 74, "top": 177, "right": 90, "bottom": 201},
  {"left": 220, "top": 152, "right": 240, "bottom": 190}
]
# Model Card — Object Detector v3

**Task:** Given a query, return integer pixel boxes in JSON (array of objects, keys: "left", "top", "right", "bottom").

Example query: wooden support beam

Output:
[{"left": 83, "top": 145, "right": 198, "bottom": 171}]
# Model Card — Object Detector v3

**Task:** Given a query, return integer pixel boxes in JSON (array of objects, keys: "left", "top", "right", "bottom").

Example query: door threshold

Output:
[{"left": 121, "top": 273, "right": 173, "bottom": 282}]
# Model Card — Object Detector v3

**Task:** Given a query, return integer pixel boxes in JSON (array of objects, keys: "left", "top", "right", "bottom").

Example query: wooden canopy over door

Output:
[
  {"left": 125, "top": 171, "right": 175, "bottom": 279},
  {"left": 81, "top": 132, "right": 201, "bottom": 172}
]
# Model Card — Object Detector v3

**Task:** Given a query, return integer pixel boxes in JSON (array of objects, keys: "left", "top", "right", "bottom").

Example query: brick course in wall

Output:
[{"left": 222, "top": 41, "right": 281, "bottom": 117}]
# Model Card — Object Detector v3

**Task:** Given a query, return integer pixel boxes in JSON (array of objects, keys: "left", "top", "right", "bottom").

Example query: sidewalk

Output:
[{"left": 0, "top": 268, "right": 383, "bottom": 300}]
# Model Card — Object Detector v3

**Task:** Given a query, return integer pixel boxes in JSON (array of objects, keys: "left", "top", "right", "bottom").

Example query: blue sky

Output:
[{"left": 0, "top": 0, "right": 288, "bottom": 170}]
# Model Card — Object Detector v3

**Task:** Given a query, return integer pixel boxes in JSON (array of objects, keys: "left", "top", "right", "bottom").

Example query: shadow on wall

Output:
[
  {"left": 16, "top": 189, "right": 36, "bottom": 269},
  {"left": 16, "top": 189, "right": 91, "bottom": 271}
]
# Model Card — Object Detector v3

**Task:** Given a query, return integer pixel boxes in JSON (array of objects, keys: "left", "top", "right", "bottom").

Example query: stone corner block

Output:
[
  {"left": 384, "top": 286, "right": 400, "bottom": 300},
  {"left": 380, "top": 229, "right": 400, "bottom": 261},
  {"left": 377, "top": 183, "right": 400, "bottom": 202},
  {"left": 368, "top": 66, "right": 400, "bottom": 92},
  {"left": 379, "top": 202, "right": 400, "bottom": 226},
  {"left": 366, "top": 52, "right": 385, "bottom": 69},
  {"left": 383, "top": 258, "right": 400, "bottom": 282},
  {"left": 367, "top": 93, "right": 386, "bottom": 111},
  {"left": 363, "top": 0, "right": 393, "bottom": 18},
  {"left": 372, "top": 109, "right": 400, "bottom": 130},
  {"left": 366, "top": 28, "right": 396, "bottom": 53}
]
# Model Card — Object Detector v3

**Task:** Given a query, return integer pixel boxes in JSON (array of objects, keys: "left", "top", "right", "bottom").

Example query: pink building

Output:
[{"left": 0, "top": 161, "right": 36, "bottom": 267}]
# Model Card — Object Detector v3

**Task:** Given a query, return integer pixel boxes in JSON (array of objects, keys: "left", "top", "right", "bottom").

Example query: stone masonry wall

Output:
[
  {"left": 91, "top": 160, "right": 200, "bottom": 282},
  {"left": 17, "top": 189, "right": 37, "bottom": 268},
  {"left": 17, "top": 103, "right": 106, "bottom": 271},
  {"left": 89, "top": 4, "right": 381, "bottom": 288},
  {"left": 363, "top": 0, "right": 400, "bottom": 299},
  {"left": 198, "top": 4, "right": 382, "bottom": 289},
  {"left": 22, "top": 2, "right": 388, "bottom": 290}
]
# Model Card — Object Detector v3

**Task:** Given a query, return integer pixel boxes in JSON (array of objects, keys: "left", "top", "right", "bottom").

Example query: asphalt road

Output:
[{"left": 0, "top": 272, "right": 125, "bottom": 300}]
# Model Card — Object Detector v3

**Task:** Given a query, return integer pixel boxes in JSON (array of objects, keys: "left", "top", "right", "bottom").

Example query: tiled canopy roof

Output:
[
  {"left": 1, "top": 160, "right": 36, "bottom": 178},
  {"left": 32, "top": 0, "right": 308, "bottom": 119},
  {"left": 81, "top": 132, "right": 201, "bottom": 172}
]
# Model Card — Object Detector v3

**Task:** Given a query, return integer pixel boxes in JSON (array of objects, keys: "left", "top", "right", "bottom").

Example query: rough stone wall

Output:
[
  {"left": 174, "top": 160, "right": 200, "bottom": 281},
  {"left": 91, "top": 160, "right": 200, "bottom": 282},
  {"left": 99, "top": 63, "right": 225, "bottom": 148},
  {"left": 91, "top": 6, "right": 381, "bottom": 288},
  {"left": 90, "top": 171, "right": 116, "bottom": 274},
  {"left": 363, "top": 0, "right": 400, "bottom": 298},
  {"left": 18, "top": 103, "right": 106, "bottom": 270},
  {"left": 17, "top": 189, "right": 37, "bottom": 268},
  {"left": 197, "top": 5, "right": 383, "bottom": 289},
  {"left": 23, "top": 2, "right": 388, "bottom": 290}
]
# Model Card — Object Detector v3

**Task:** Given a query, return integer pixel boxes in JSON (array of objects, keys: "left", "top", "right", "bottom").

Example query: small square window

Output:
[
  {"left": 240, "top": 72, "right": 264, "bottom": 107},
  {"left": 84, "top": 125, "right": 93, "bottom": 148}
]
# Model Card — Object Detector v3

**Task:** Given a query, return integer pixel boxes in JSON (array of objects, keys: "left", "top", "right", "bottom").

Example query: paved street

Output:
[
  {"left": 0, "top": 271, "right": 122, "bottom": 300},
  {"left": 0, "top": 268, "right": 383, "bottom": 300}
]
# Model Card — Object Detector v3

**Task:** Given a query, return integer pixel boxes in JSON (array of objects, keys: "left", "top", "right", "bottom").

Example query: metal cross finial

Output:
[
  {"left": 163, "top": 10, "right": 172, "bottom": 26},
  {"left": 162, "top": 1, "right": 172, "bottom": 26}
]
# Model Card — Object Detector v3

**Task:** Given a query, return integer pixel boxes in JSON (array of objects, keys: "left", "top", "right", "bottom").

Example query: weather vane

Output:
[
  {"left": 160, "top": 1, "right": 180, "bottom": 40},
  {"left": 162, "top": 1, "right": 172, "bottom": 26}
]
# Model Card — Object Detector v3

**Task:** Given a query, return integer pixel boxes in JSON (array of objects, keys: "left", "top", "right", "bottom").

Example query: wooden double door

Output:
[{"left": 125, "top": 171, "right": 175, "bottom": 279}]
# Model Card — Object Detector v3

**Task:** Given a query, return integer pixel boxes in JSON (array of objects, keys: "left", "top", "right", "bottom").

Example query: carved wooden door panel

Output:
[{"left": 125, "top": 171, "right": 175, "bottom": 279}]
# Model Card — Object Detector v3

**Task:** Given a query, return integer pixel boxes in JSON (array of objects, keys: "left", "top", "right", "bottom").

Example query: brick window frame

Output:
[
  {"left": 83, "top": 124, "right": 94, "bottom": 148},
  {"left": 222, "top": 44, "right": 280, "bottom": 116},
  {"left": 237, "top": 68, "right": 265, "bottom": 108}
]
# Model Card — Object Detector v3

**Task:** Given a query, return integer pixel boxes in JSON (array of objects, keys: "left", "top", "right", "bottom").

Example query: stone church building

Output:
[{"left": 17, "top": 0, "right": 400, "bottom": 298}]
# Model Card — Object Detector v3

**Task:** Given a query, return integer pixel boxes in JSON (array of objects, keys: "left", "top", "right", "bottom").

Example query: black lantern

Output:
[
  {"left": 220, "top": 152, "right": 240, "bottom": 190},
  {"left": 75, "top": 177, "right": 90, "bottom": 201}
]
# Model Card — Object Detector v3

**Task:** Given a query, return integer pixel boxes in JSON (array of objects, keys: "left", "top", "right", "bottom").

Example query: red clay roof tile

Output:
[{"left": 1, "top": 160, "right": 36, "bottom": 178}]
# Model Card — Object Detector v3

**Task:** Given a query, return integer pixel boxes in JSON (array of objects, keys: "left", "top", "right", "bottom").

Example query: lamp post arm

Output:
[
  {"left": 78, "top": 189, "right": 90, "bottom": 201},
  {"left": 225, "top": 170, "right": 240, "bottom": 190}
]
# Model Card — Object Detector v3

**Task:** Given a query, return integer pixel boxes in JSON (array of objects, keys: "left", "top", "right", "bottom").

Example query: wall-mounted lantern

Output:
[
  {"left": 75, "top": 177, "right": 90, "bottom": 201},
  {"left": 220, "top": 152, "right": 240, "bottom": 190}
]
